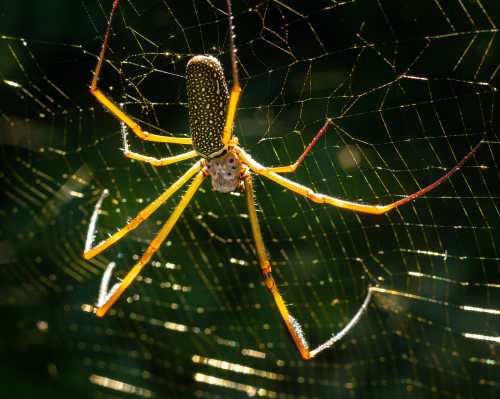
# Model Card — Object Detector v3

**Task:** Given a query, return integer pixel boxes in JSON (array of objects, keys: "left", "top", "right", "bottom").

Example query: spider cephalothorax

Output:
[
  {"left": 86, "top": 0, "right": 483, "bottom": 360},
  {"left": 204, "top": 149, "right": 242, "bottom": 193}
]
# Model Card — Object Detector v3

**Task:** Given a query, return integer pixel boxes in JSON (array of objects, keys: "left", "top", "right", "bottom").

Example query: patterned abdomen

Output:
[{"left": 186, "top": 55, "right": 229, "bottom": 158}]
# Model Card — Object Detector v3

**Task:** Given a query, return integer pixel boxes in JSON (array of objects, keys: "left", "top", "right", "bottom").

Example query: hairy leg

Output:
[
  {"left": 84, "top": 161, "right": 202, "bottom": 260},
  {"left": 244, "top": 173, "right": 372, "bottom": 359},
  {"left": 238, "top": 140, "right": 482, "bottom": 215},
  {"left": 95, "top": 168, "right": 208, "bottom": 317}
]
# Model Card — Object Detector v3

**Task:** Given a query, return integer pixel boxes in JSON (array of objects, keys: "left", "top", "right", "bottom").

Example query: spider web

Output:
[{"left": 0, "top": 0, "right": 498, "bottom": 397}]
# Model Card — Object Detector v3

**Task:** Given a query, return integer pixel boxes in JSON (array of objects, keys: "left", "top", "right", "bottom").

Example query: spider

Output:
[{"left": 85, "top": 0, "right": 482, "bottom": 360}]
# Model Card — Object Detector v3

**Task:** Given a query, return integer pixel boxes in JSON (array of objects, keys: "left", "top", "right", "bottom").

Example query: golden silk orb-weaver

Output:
[{"left": 85, "top": 0, "right": 483, "bottom": 360}]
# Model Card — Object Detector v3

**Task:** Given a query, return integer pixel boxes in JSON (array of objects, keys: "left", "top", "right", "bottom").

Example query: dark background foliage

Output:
[{"left": 0, "top": 1, "right": 498, "bottom": 398}]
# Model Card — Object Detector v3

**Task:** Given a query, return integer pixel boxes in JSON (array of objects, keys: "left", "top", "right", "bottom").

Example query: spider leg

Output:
[
  {"left": 238, "top": 140, "right": 482, "bottom": 215},
  {"left": 96, "top": 261, "right": 120, "bottom": 308},
  {"left": 91, "top": 0, "right": 192, "bottom": 145},
  {"left": 123, "top": 149, "right": 198, "bottom": 166},
  {"left": 95, "top": 168, "right": 208, "bottom": 317},
  {"left": 265, "top": 119, "right": 333, "bottom": 174},
  {"left": 244, "top": 173, "right": 372, "bottom": 359},
  {"left": 119, "top": 116, "right": 198, "bottom": 166},
  {"left": 84, "top": 161, "right": 202, "bottom": 260},
  {"left": 221, "top": 0, "right": 241, "bottom": 146}
]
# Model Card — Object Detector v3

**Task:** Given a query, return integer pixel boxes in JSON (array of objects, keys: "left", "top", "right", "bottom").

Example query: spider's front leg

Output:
[
  {"left": 94, "top": 168, "right": 208, "bottom": 317},
  {"left": 243, "top": 173, "right": 373, "bottom": 359},
  {"left": 238, "top": 140, "right": 482, "bottom": 215},
  {"left": 84, "top": 161, "right": 202, "bottom": 260}
]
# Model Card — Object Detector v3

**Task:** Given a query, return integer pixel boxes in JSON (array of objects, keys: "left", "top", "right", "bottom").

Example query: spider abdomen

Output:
[{"left": 186, "top": 55, "right": 229, "bottom": 158}]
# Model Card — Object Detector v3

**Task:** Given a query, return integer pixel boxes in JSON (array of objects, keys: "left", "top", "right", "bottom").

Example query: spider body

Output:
[
  {"left": 186, "top": 54, "right": 242, "bottom": 193},
  {"left": 205, "top": 150, "right": 243, "bottom": 193},
  {"left": 186, "top": 55, "right": 229, "bottom": 159},
  {"left": 86, "top": 0, "right": 482, "bottom": 359}
]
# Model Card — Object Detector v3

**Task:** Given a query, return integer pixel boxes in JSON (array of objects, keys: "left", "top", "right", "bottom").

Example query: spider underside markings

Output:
[{"left": 85, "top": 0, "right": 483, "bottom": 360}]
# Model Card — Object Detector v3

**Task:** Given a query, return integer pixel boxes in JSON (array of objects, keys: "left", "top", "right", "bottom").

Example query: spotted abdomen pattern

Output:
[{"left": 186, "top": 55, "right": 229, "bottom": 158}]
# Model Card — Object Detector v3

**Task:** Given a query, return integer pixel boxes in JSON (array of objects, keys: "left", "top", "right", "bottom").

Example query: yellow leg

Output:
[
  {"left": 91, "top": 90, "right": 192, "bottom": 144},
  {"left": 117, "top": 106, "right": 197, "bottom": 166},
  {"left": 124, "top": 149, "right": 198, "bottom": 166},
  {"left": 222, "top": 84, "right": 241, "bottom": 146},
  {"left": 84, "top": 161, "right": 202, "bottom": 260},
  {"left": 90, "top": 0, "right": 192, "bottom": 145},
  {"left": 244, "top": 173, "right": 372, "bottom": 359},
  {"left": 266, "top": 119, "right": 333, "bottom": 174},
  {"left": 96, "top": 169, "right": 207, "bottom": 317},
  {"left": 222, "top": 0, "right": 241, "bottom": 147},
  {"left": 237, "top": 140, "right": 482, "bottom": 215}
]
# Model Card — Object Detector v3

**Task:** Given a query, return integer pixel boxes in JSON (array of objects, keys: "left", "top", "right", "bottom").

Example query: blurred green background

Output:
[{"left": 0, "top": 1, "right": 498, "bottom": 398}]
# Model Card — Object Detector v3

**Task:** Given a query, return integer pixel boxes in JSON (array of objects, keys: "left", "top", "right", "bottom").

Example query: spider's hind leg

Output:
[
  {"left": 119, "top": 109, "right": 197, "bottom": 167},
  {"left": 90, "top": 0, "right": 193, "bottom": 145},
  {"left": 266, "top": 119, "right": 333, "bottom": 174},
  {"left": 221, "top": 0, "right": 242, "bottom": 147}
]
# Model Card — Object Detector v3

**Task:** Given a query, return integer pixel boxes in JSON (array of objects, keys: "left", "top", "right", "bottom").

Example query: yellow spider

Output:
[{"left": 85, "top": 0, "right": 482, "bottom": 359}]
